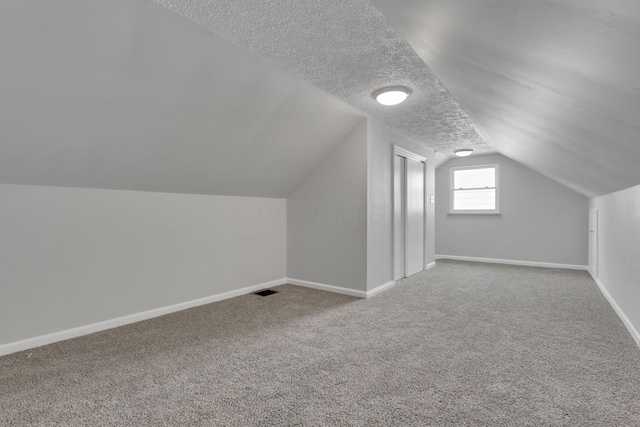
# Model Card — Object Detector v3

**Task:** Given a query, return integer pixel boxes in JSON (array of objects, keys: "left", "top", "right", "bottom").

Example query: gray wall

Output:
[
  {"left": 287, "top": 121, "right": 368, "bottom": 291},
  {"left": 436, "top": 154, "right": 588, "bottom": 266},
  {"left": 590, "top": 184, "right": 640, "bottom": 343},
  {"left": 0, "top": 184, "right": 286, "bottom": 346},
  {"left": 367, "top": 121, "right": 436, "bottom": 291}
]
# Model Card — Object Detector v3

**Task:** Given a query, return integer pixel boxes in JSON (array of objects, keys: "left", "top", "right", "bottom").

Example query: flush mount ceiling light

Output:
[
  {"left": 454, "top": 148, "right": 474, "bottom": 157},
  {"left": 373, "top": 86, "right": 411, "bottom": 106}
]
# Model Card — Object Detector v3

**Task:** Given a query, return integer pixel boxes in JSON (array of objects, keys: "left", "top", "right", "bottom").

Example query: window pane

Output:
[
  {"left": 454, "top": 168, "right": 495, "bottom": 189},
  {"left": 453, "top": 189, "right": 496, "bottom": 210}
]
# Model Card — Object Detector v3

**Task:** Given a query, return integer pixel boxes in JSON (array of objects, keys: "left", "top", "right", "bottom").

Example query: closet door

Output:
[
  {"left": 394, "top": 155, "right": 406, "bottom": 281},
  {"left": 405, "top": 157, "right": 424, "bottom": 277}
]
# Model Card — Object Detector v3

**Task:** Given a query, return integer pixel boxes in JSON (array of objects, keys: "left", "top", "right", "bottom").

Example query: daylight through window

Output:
[{"left": 450, "top": 164, "right": 499, "bottom": 213}]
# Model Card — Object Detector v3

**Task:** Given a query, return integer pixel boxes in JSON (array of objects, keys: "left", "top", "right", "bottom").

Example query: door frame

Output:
[
  {"left": 393, "top": 145, "right": 427, "bottom": 280},
  {"left": 589, "top": 208, "right": 598, "bottom": 279}
]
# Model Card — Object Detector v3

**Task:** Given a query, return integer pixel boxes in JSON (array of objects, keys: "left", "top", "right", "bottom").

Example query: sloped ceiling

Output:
[
  {"left": 372, "top": 0, "right": 640, "bottom": 197},
  {"left": 0, "top": 0, "right": 364, "bottom": 197},
  {"left": 4, "top": 1, "right": 638, "bottom": 198},
  {"left": 152, "top": 0, "right": 493, "bottom": 166}
]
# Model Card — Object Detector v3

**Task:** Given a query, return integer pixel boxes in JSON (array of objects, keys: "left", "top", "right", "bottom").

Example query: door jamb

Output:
[{"left": 392, "top": 145, "right": 427, "bottom": 280}]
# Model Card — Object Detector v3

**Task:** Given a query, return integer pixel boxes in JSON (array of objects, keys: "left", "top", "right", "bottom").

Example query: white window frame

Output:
[{"left": 449, "top": 163, "right": 500, "bottom": 214}]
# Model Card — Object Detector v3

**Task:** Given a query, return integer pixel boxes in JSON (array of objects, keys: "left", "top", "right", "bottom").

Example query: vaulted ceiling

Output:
[
  {"left": 373, "top": 0, "right": 640, "bottom": 197},
  {"left": 2, "top": 1, "right": 639, "bottom": 198},
  {"left": 155, "top": 0, "right": 640, "bottom": 198},
  {"left": 0, "top": 1, "right": 364, "bottom": 197},
  {"left": 153, "top": 0, "right": 493, "bottom": 167}
]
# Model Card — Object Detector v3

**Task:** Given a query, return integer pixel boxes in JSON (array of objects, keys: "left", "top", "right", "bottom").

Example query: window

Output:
[{"left": 450, "top": 164, "right": 499, "bottom": 214}]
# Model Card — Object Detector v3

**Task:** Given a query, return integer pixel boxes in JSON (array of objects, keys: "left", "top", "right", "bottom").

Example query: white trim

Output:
[
  {"left": 287, "top": 278, "right": 396, "bottom": 299},
  {"left": 435, "top": 255, "right": 588, "bottom": 271},
  {"left": 1, "top": 277, "right": 404, "bottom": 357},
  {"left": 593, "top": 276, "right": 640, "bottom": 348},
  {"left": 392, "top": 153, "right": 407, "bottom": 281},
  {"left": 449, "top": 163, "right": 500, "bottom": 214},
  {"left": 425, "top": 261, "right": 437, "bottom": 270},
  {"left": 589, "top": 208, "right": 598, "bottom": 278},
  {"left": 286, "top": 278, "right": 367, "bottom": 298},
  {"left": 447, "top": 212, "right": 501, "bottom": 215},
  {"left": 393, "top": 146, "right": 428, "bottom": 281},
  {"left": 433, "top": 256, "right": 638, "bottom": 347},
  {"left": 367, "top": 280, "right": 395, "bottom": 298},
  {"left": 394, "top": 145, "right": 426, "bottom": 162},
  {"left": 0, "top": 278, "right": 287, "bottom": 357}
]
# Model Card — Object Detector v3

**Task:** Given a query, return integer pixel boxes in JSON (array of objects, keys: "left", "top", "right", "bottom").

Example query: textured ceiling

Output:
[
  {"left": 372, "top": 0, "right": 640, "bottom": 197},
  {"left": 7, "top": 0, "right": 634, "bottom": 198},
  {"left": 152, "top": 0, "right": 493, "bottom": 164}
]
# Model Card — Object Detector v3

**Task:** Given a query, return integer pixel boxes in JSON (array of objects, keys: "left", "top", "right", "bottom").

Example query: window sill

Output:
[{"left": 447, "top": 211, "right": 501, "bottom": 215}]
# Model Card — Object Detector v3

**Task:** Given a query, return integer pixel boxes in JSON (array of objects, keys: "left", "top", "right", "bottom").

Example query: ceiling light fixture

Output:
[
  {"left": 373, "top": 86, "right": 411, "bottom": 106},
  {"left": 454, "top": 148, "right": 473, "bottom": 157}
]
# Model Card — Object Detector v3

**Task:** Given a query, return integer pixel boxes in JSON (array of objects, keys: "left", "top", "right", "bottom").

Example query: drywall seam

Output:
[
  {"left": 435, "top": 255, "right": 588, "bottom": 271},
  {"left": 0, "top": 278, "right": 287, "bottom": 357},
  {"left": 593, "top": 276, "right": 640, "bottom": 348}
]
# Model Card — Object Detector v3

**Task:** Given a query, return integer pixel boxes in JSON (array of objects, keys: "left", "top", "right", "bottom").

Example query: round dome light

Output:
[
  {"left": 454, "top": 149, "right": 474, "bottom": 157},
  {"left": 373, "top": 86, "right": 411, "bottom": 106}
]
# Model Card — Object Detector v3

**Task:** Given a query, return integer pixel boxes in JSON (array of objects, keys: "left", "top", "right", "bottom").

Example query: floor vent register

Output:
[{"left": 254, "top": 289, "right": 278, "bottom": 297}]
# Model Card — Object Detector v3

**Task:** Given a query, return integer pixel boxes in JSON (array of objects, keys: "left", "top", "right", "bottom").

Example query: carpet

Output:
[{"left": 1, "top": 260, "right": 639, "bottom": 426}]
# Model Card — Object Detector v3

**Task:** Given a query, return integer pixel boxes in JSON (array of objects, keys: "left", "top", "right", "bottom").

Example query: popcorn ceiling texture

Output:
[{"left": 152, "top": 0, "right": 494, "bottom": 158}]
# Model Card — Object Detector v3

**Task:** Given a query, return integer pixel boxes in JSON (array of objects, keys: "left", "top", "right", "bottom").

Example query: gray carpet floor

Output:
[{"left": 2, "top": 260, "right": 640, "bottom": 426}]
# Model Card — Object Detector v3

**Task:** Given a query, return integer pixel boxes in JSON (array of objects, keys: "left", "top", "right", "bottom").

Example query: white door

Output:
[
  {"left": 405, "top": 157, "right": 425, "bottom": 277},
  {"left": 394, "top": 155, "right": 406, "bottom": 280},
  {"left": 589, "top": 209, "right": 598, "bottom": 278}
]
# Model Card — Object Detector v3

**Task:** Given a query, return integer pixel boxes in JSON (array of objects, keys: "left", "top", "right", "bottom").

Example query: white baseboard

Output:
[
  {"left": 0, "top": 278, "right": 287, "bottom": 357},
  {"left": 367, "top": 280, "right": 395, "bottom": 298},
  {"left": 435, "top": 255, "right": 588, "bottom": 271},
  {"left": 2, "top": 276, "right": 401, "bottom": 357},
  {"left": 287, "top": 278, "right": 396, "bottom": 299},
  {"left": 425, "top": 261, "right": 437, "bottom": 271},
  {"left": 286, "top": 278, "right": 367, "bottom": 298},
  {"left": 592, "top": 275, "right": 640, "bottom": 348}
]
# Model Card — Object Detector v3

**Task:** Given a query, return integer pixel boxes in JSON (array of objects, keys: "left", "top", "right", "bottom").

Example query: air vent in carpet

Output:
[{"left": 254, "top": 289, "right": 278, "bottom": 297}]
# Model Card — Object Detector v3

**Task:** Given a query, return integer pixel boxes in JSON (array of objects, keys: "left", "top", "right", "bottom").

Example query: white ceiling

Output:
[
  {"left": 152, "top": 0, "right": 493, "bottom": 166},
  {"left": 373, "top": 0, "right": 640, "bottom": 197},
  {"left": 155, "top": 0, "right": 640, "bottom": 197},
  {"left": 0, "top": 0, "right": 364, "bottom": 197},
  {"left": 2, "top": 1, "right": 639, "bottom": 198}
]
